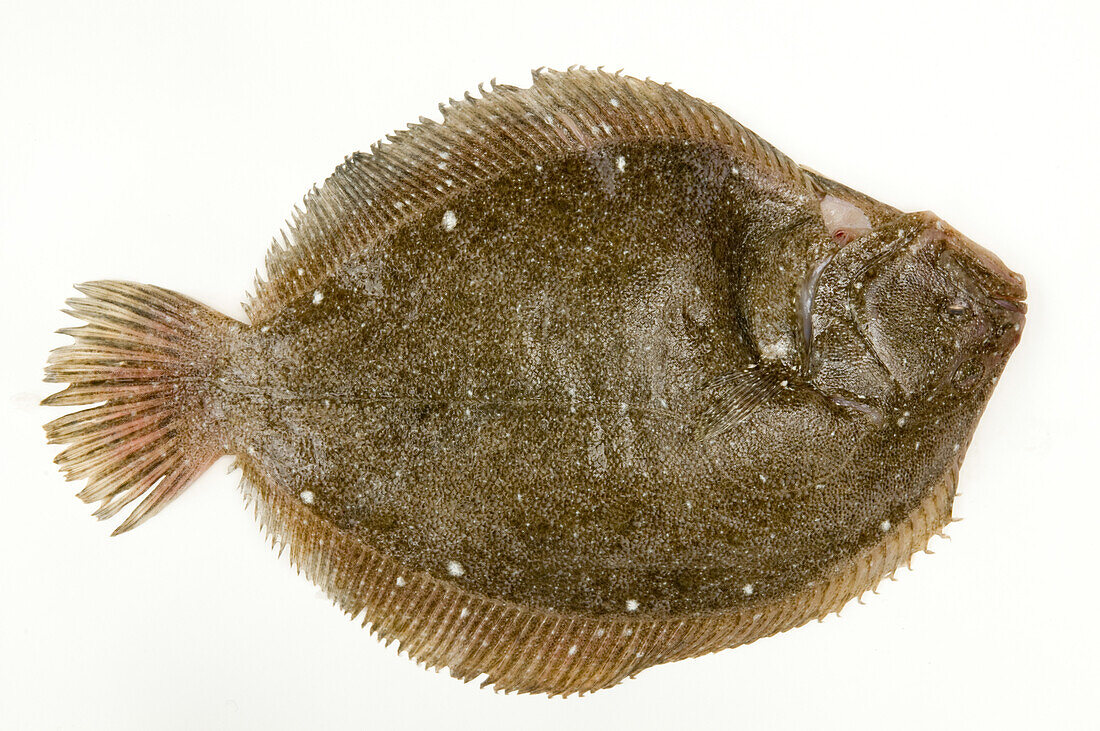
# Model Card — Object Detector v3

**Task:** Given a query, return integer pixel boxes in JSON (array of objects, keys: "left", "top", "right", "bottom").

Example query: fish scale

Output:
[{"left": 43, "top": 67, "right": 1025, "bottom": 695}]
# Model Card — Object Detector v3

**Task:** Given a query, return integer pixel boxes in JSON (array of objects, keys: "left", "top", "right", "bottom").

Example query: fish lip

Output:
[{"left": 992, "top": 297, "right": 1027, "bottom": 314}]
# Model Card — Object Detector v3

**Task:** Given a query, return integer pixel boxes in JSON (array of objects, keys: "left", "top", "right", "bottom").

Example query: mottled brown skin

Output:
[
  {"left": 44, "top": 69, "right": 1026, "bottom": 693},
  {"left": 213, "top": 139, "right": 1024, "bottom": 617}
]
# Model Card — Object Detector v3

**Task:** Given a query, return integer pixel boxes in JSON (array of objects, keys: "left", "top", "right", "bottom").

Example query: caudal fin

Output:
[{"left": 43, "top": 281, "right": 239, "bottom": 534}]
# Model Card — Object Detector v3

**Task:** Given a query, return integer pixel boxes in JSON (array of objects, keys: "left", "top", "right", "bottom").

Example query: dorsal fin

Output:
[{"left": 245, "top": 67, "right": 823, "bottom": 323}]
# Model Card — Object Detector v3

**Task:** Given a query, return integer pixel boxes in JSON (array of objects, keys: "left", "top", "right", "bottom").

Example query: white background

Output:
[{"left": 2, "top": 1, "right": 1097, "bottom": 729}]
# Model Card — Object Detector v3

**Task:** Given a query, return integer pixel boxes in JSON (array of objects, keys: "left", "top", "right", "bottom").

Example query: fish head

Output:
[{"left": 846, "top": 211, "right": 1026, "bottom": 399}]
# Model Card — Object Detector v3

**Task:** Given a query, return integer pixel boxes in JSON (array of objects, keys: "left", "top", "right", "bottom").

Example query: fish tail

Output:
[{"left": 43, "top": 281, "right": 241, "bottom": 535}]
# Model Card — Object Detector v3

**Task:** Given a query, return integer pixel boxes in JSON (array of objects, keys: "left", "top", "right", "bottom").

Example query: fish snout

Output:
[{"left": 918, "top": 212, "right": 1027, "bottom": 306}]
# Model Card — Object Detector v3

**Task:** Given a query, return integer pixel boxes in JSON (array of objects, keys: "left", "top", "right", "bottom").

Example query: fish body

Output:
[{"left": 44, "top": 68, "right": 1026, "bottom": 695}]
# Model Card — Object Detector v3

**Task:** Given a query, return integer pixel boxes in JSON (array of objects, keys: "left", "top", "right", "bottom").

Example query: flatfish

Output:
[{"left": 43, "top": 68, "right": 1027, "bottom": 695}]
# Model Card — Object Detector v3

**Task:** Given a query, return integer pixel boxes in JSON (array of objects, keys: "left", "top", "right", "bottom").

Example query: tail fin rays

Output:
[{"left": 43, "top": 281, "right": 238, "bottom": 534}]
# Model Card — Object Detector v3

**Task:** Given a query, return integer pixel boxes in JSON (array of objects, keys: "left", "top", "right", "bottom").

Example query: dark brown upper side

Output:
[{"left": 219, "top": 139, "right": 959, "bottom": 617}]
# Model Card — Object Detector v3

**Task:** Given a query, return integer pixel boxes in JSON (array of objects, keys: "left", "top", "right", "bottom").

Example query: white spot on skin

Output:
[
  {"left": 567, "top": 645, "right": 578, "bottom": 656},
  {"left": 625, "top": 599, "right": 639, "bottom": 612},
  {"left": 616, "top": 155, "right": 626, "bottom": 172},
  {"left": 312, "top": 290, "right": 323, "bottom": 305},
  {"left": 442, "top": 210, "right": 457, "bottom": 231},
  {"left": 742, "top": 584, "right": 754, "bottom": 596},
  {"left": 880, "top": 520, "right": 891, "bottom": 531},
  {"left": 299, "top": 490, "right": 315, "bottom": 505},
  {"left": 395, "top": 576, "right": 406, "bottom": 587},
  {"left": 460, "top": 607, "right": 469, "bottom": 619},
  {"left": 447, "top": 560, "right": 465, "bottom": 577},
  {"left": 610, "top": 97, "right": 620, "bottom": 107}
]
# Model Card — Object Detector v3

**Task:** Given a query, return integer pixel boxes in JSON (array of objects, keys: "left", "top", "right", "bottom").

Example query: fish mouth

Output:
[{"left": 991, "top": 296, "right": 1027, "bottom": 314}]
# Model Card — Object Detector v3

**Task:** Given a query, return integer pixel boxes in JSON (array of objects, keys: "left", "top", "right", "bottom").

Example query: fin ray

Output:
[
  {"left": 44, "top": 281, "right": 237, "bottom": 534},
  {"left": 246, "top": 67, "right": 822, "bottom": 323},
  {"left": 695, "top": 364, "right": 793, "bottom": 439},
  {"left": 237, "top": 454, "right": 958, "bottom": 695}
]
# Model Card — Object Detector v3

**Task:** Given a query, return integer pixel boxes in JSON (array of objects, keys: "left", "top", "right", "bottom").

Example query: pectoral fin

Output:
[{"left": 694, "top": 364, "right": 793, "bottom": 440}]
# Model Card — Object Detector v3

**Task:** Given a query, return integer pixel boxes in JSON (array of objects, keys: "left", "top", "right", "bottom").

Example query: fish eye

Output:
[
  {"left": 833, "top": 228, "right": 854, "bottom": 244},
  {"left": 943, "top": 299, "right": 970, "bottom": 318}
]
